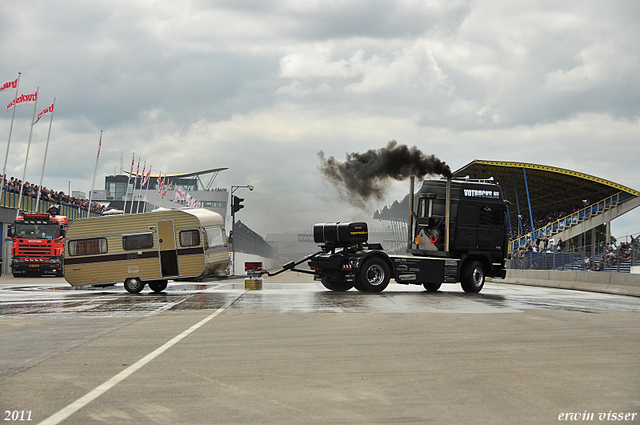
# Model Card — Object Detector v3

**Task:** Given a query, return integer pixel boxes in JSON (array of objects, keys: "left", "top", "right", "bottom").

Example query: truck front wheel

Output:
[
  {"left": 321, "top": 277, "right": 354, "bottom": 292},
  {"left": 124, "top": 278, "right": 145, "bottom": 294},
  {"left": 423, "top": 283, "right": 442, "bottom": 292},
  {"left": 357, "top": 257, "right": 390, "bottom": 293},
  {"left": 460, "top": 261, "right": 485, "bottom": 293}
]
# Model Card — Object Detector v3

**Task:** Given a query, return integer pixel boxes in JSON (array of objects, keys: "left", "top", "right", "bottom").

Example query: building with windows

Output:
[{"left": 101, "top": 167, "right": 229, "bottom": 217}]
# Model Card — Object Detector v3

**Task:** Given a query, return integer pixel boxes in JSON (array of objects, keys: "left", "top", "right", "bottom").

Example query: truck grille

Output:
[{"left": 16, "top": 245, "right": 52, "bottom": 256}]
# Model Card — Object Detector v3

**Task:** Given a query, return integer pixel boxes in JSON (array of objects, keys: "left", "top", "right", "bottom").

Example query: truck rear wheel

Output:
[
  {"left": 124, "top": 278, "right": 145, "bottom": 294},
  {"left": 423, "top": 282, "right": 442, "bottom": 292},
  {"left": 357, "top": 257, "right": 390, "bottom": 293},
  {"left": 460, "top": 261, "right": 485, "bottom": 293},
  {"left": 148, "top": 280, "right": 168, "bottom": 293},
  {"left": 321, "top": 277, "right": 354, "bottom": 292}
]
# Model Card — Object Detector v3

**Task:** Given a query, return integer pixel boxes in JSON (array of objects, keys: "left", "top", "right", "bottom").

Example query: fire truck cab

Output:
[{"left": 10, "top": 208, "right": 69, "bottom": 277}]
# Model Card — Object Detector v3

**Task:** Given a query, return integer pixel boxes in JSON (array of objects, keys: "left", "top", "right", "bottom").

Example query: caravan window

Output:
[
  {"left": 180, "top": 230, "right": 201, "bottom": 247},
  {"left": 204, "top": 226, "right": 224, "bottom": 248},
  {"left": 69, "top": 238, "right": 107, "bottom": 256},
  {"left": 122, "top": 233, "right": 154, "bottom": 250}
]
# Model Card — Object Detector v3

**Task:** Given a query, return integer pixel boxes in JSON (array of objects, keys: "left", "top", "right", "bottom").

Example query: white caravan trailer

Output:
[{"left": 64, "top": 208, "right": 229, "bottom": 293}]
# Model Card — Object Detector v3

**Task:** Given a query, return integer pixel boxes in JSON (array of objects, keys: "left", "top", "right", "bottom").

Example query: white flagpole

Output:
[
  {"left": 154, "top": 171, "right": 160, "bottom": 208},
  {"left": 16, "top": 87, "right": 39, "bottom": 219},
  {"left": 1, "top": 72, "right": 20, "bottom": 207},
  {"left": 128, "top": 159, "right": 139, "bottom": 215},
  {"left": 137, "top": 164, "right": 150, "bottom": 214},
  {"left": 87, "top": 130, "right": 103, "bottom": 218},
  {"left": 134, "top": 161, "right": 145, "bottom": 214},
  {"left": 35, "top": 97, "right": 56, "bottom": 212},
  {"left": 124, "top": 153, "right": 134, "bottom": 214}
]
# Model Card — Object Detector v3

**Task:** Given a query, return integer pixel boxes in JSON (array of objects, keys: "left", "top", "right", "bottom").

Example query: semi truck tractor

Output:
[
  {"left": 269, "top": 177, "right": 508, "bottom": 293},
  {"left": 10, "top": 207, "right": 69, "bottom": 277}
]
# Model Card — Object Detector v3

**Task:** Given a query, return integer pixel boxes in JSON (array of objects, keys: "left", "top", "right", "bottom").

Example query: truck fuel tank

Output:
[{"left": 313, "top": 222, "right": 368, "bottom": 246}]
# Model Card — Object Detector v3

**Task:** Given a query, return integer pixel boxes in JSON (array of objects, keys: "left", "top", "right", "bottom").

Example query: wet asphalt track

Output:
[{"left": 1, "top": 273, "right": 639, "bottom": 424}]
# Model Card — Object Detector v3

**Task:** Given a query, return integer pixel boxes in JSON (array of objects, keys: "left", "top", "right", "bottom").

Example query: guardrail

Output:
[{"left": 509, "top": 244, "right": 639, "bottom": 273}]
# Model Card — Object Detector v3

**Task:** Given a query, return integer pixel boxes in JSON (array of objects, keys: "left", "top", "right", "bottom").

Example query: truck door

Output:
[
  {"left": 456, "top": 203, "right": 477, "bottom": 250},
  {"left": 477, "top": 204, "right": 506, "bottom": 252},
  {"left": 157, "top": 219, "right": 179, "bottom": 277}
]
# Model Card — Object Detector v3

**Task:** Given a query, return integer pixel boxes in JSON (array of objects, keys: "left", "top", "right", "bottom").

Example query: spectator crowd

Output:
[{"left": 1, "top": 175, "right": 105, "bottom": 214}]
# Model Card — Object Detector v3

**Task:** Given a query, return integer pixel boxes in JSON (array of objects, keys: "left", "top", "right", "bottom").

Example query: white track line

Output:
[{"left": 38, "top": 291, "right": 245, "bottom": 425}]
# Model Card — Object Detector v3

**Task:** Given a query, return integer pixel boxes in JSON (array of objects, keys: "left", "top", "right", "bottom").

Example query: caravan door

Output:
[{"left": 157, "top": 219, "right": 179, "bottom": 277}]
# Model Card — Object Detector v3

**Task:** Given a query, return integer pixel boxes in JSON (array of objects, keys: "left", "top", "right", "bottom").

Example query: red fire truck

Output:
[{"left": 10, "top": 207, "right": 69, "bottom": 277}]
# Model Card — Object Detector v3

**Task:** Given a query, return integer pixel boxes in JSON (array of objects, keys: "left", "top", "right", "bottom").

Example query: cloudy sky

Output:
[{"left": 1, "top": 0, "right": 639, "bottom": 240}]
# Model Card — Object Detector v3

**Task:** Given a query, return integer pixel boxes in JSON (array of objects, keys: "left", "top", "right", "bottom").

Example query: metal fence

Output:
[{"left": 509, "top": 242, "right": 639, "bottom": 272}]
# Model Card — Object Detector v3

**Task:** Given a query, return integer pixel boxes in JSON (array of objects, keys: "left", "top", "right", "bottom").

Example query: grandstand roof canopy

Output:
[
  {"left": 373, "top": 160, "right": 639, "bottom": 224},
  {"left": 453, "top": 160, "right": 639, "bottom": 220},
  {"left": 125, "top": 167, "right": 228, "bottom": 178}
]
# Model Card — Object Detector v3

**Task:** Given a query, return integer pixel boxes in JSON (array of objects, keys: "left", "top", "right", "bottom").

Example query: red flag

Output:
[
  {"left": 143, "top": 167, "right": 151, "bottom": 187},
  {"left": 33, "top": 103, "right": 54, "bottom": 125},
  {"left": 96, "top": 131, "right": 102, "bottom": 160},
  {"left": 162, "top": 181, "right": 172, "bottom": 197},
  {"left": 140, "top": 162, "right": 146, "bottom": 183},
  {"left": 158, "top": 177, "right": 165, "bottom": 194},
  {"left": 0, "top": 79, "right": 18, "bottom": 92},
  {"left": 6, "top": 92, "right": 37, "bottom": 110}
]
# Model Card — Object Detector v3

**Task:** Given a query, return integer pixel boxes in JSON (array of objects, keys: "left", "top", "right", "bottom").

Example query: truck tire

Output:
[
  {"left": 460, "top": 260, "right": 485, "bottom": 293},
  {"left": 124, "top": 278, "right": 145, "bottom": 294},
  {"left": 148, "top": 280, "right": 168, "bottom": 293},
  {"left": 357, "top": 257, "right": 390, "bottom": 293},
  {"left": 423, "top": 282, "right": 442, "bottom": 292},
  {"left": 321, "top": 277, "right": 354, "bottom": 292}
]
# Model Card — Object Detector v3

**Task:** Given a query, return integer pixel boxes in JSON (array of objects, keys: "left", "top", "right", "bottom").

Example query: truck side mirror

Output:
[
  {"left": 7, "top": 224, "right": 14, "bottom": 238},
  {"left": 60, "top": 229, "right": 66, "bottom": 238}
]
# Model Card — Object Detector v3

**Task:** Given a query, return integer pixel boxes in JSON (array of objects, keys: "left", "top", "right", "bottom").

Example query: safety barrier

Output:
[{"left": 502, "top": 269, "right": 640, "bottom": 297}]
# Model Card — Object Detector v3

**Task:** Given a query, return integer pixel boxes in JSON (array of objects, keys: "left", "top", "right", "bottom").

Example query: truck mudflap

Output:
[{"left": 391, "top": 256, "right": 459, "bottom": 284}]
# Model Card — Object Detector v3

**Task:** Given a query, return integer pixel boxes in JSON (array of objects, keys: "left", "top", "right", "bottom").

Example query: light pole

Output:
[{"left": 230, "top": 184, "right": 254, "bottom": 275}]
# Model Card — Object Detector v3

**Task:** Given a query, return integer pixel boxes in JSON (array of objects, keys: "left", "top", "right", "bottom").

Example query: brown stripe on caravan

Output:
[
  {"left": 65, "top": 251, "right": 159, "bottom": 265},
  {"left": 65, "top": 247, "right": 203, "bottom": 266}
]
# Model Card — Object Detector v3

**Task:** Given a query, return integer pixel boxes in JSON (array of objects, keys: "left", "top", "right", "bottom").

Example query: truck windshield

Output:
[{"left": 15, "top": 224, "right": 59, "bottom": 239}]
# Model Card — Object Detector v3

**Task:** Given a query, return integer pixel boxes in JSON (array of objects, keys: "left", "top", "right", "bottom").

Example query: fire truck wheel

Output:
[
  {"left": 321, "top": 277, "right": 353, "bottom": 292},
  {"left": 358, "top": 257, "right": 390, "bottom": 293},
  {"left": 460, "top": 260, "right": 485, "bottom": 293},
  {"left": 148, "top": 280, "right": 168, "bottom": 292},
  {"left": 423, "top": 282, "right": 442, "bottom": 292},
  {"left": 124, "top": 278, "right": 145, "bottom": 294}
]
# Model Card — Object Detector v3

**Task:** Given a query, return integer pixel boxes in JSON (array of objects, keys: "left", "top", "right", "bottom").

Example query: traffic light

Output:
[{"left": 232, "top": 196, "right": 244, "bottom": 214}]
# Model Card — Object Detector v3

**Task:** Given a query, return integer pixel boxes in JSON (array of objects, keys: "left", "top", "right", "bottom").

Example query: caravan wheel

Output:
[
  {"left": 124, "top": 278, "right": 145, "bottom": 294},
  {"left": 148, "top": 280, "right": 168, "bottom": 293}
]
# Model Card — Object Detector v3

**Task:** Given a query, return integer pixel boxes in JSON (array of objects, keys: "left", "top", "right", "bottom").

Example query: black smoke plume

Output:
[{"left": 318, "top": 140, "right": 452, "bottom": 207}]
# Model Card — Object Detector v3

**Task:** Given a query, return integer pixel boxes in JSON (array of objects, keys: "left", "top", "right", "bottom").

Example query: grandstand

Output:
[{"left": 453, "top": 161, "right": 640, "bottom": 252}]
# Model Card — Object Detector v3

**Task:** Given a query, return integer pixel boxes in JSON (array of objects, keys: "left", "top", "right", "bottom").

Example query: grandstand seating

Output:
[{"left": 509, "top": 191, "right": 639, "bottom": 252}]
